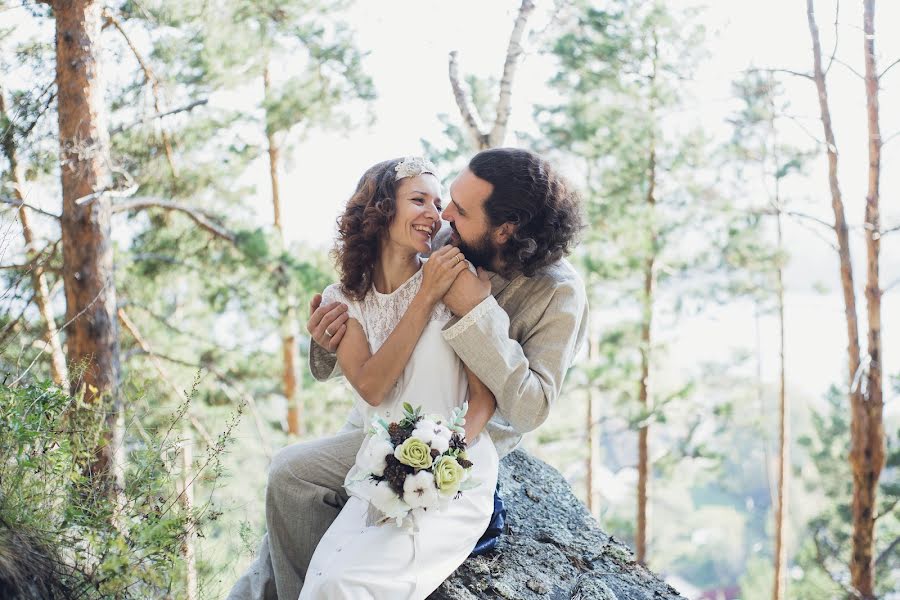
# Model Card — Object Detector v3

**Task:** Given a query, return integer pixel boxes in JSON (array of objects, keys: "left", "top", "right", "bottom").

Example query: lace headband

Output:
[{"left": 394, "top": 156, "right": 439, "bottom": 181}]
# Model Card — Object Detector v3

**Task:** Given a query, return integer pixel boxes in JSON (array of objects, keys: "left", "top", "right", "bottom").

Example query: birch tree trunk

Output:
[
  {"left": 51, "top": 0, "right": 123, "bottom": 486},
  {"left": 0, "top": 90, "right": 69, "bottom": 388},
  {"left": 448, "top": 0, "right": 534, "bottom": 150}
]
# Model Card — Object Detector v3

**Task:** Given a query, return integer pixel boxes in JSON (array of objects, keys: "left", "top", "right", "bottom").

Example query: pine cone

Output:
[
  {"left": 383, "top": 456, "right": 410, "bottom": 496},
  {"left": 458, "top": 458, "right": 473, "bottom": 469},
  {"left": 389, "top": 422, "right": 411, "bottom": 446},
  {"left": 450, "top": 433, "right": 466, "bottom": 451},
  {"left": 430, "top": 448, "right": 440, "bottom": 459}
]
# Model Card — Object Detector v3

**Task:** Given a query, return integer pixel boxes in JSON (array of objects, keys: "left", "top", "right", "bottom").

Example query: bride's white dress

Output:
[{"left": 299, "top": 266, "right": 499, "bottom": 600}]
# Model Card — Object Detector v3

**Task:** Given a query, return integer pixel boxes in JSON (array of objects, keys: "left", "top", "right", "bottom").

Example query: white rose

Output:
[
  {"left": 356, "top": 436, "right": 394, "bottom": 477},
  {"left": 402, "top": 470, "right": 439, "bottom": 509}
]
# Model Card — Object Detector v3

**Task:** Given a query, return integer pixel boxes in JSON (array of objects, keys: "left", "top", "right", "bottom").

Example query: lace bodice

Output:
[{"left": 322, "top": 266, "right": 451, "bottom": 352}]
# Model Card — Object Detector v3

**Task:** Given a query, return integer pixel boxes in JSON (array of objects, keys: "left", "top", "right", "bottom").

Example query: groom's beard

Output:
[{"left": 450, "top": 224, "right": 496, "bottom": 269}]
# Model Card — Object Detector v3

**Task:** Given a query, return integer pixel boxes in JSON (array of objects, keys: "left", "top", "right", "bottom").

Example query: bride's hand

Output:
[{"left": 420, "top": 246, "right": 468, "bottom": 306}]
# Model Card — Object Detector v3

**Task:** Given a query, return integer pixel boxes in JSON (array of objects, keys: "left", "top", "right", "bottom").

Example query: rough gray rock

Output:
[{"left": 429, "top": 451, "right": 685, "bottom": 600}]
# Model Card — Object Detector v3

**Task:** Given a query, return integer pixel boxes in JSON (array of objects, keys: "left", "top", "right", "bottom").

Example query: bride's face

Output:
[{"left": 387, "top": 174, "right": 443, "bottom": 254}]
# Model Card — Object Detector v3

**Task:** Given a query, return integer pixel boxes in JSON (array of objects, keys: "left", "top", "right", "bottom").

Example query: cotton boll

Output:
[
  {"left": 356, "top": 436, "right": 394, "bottom": 477},
  {"left": 402, "top": 471, "right": 439, "bottom": 509},
  {"left": 370, "top": 481, "right": 411, "bottom": 520}
]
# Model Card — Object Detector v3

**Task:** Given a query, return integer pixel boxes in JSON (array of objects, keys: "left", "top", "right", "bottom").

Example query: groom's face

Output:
[{"left": 444, "top": 168, "right": 498, "bottom": 269}]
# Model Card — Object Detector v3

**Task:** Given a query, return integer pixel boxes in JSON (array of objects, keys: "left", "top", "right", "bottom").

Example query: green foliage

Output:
[{"left": 0, "top": 379, "right": 236, "bottom": 599}]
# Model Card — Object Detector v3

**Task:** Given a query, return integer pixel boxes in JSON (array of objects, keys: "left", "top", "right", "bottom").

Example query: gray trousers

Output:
[{"left": 227, "top": 428, "right": 366, "bottom": 600}]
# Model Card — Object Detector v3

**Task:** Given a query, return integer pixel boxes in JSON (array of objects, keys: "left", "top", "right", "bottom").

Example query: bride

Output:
[{"left": 298, "top": 157, "right": 500, "bottom": 599}]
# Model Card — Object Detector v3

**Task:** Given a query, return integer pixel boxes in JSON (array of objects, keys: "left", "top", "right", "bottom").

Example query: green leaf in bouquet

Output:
[{"left": 459, "top": 478, "right": 480, "bottom": 492}]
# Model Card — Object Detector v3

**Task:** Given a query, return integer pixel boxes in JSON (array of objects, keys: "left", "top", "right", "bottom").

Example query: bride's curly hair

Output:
[{"left": 331, "top": 158, "right": 403, "bottom": 301}]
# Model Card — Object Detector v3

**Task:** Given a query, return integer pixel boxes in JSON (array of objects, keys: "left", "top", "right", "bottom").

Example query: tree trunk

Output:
[
  {"left": 263, "top": 63, "right": 302, "bottom": 436},
  {"left": 586, "top": 333, "right": 598, "bottom": 516},
  {"left": 179, "top": 431, "right": 197, "bottom": 600},
  {"left": 52, "top": 0, "right": 122, "bottom": 486},
  {"left": 488, "top": 0, "right": 535, "bottom": 147},
  {"left": 636, "top": 145, "right": 656, "bottom": 567},
  {"left": 806, "top": 0, "right": 861, "bottom": 392},
  {"left": 769, "top": 88, "right": 789, "bottom": 600},
  {"left": 448, "top": 0, "right": 534, "bottom": 150},
  {"left": 852, "top": 2, "right": 885, "bottom": 596},
  {"left": 636, "top": 31, "right": 660, "bottom": 568},
  {"left": 772, "top": 211, "right": 788, "bottom": 600},
  {"left": 636, "top": 235, "right": 654, "bottom": 567},
  {"left": 0, "top": 90, "right": 69, "bottom": 388}
]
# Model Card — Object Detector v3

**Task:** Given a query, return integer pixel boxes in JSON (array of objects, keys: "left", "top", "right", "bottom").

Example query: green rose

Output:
[
  {"left": 433, "top": 456, "right": 464, "bottom": 495},
  {"left": 395, "top": 437, "right": 433, "bottom": 470}
]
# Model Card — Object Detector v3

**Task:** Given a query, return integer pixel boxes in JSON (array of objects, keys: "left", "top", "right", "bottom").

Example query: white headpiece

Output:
[{"left": 394, "top": 156, "right": 439, "bottom": 181}]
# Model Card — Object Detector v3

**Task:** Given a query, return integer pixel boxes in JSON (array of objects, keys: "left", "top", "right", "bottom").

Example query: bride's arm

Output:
[
  {"left": 462, "top": 365, "right": 496, "bottom": 443},
  {"left": 336, "top": 247, "right": 468, "bottom": 407}
]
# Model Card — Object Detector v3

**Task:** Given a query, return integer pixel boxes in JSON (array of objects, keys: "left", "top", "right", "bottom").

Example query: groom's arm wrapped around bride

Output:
[{"left": 308, "top": 256, "right": 588, "bottom": 456}]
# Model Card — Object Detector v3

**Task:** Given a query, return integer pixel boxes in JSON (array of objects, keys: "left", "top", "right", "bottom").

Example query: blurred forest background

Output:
[{"left": 1, "top": 0, "right": 898, "bottom": 598}]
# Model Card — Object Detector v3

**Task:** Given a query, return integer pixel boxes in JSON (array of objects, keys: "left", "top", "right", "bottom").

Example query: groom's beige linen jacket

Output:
[{"left": 309, "top": 258, "right": 589, "bottom": 457}]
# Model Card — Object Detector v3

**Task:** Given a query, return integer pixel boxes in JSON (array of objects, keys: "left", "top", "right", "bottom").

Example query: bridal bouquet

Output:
[{"left": 349, "top": 402, "right": 478, "bottom": 527}]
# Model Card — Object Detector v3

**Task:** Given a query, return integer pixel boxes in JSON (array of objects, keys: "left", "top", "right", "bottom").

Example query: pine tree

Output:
[{"left": 538, "top": 0, "right": 750, "bottom": 566}]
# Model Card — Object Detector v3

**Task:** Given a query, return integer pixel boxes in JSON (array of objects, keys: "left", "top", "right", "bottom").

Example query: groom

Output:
[{"left": 228, "top": 147, "right": 589, "bottom": 600}]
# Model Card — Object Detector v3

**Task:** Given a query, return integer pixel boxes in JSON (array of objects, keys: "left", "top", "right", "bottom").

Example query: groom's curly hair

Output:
[
  {"left": 469, "top": 148, "right": 583, "bottom": 278},
  {"left": 332, "top": 158, "right": 403, "bottom": 301}
]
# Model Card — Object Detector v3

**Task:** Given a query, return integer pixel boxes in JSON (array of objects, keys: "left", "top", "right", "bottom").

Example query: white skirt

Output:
[{"left": 299, "top": 433, "right": 499, "bottom": 600}]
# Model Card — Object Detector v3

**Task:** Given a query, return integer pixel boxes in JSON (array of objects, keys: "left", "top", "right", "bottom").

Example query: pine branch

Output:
[
  {"left": 0, "top": 197, "right": 60, "bottom": 219},
  {"left": 103, "top": 8, "right": 179, "bottom": 179},
  {"left": 879, "top": 56, "right": 900, "bottom": 79},
  {"left": 876, "top": 535, "right": 900, "bottom": 567},
  {"left": 0, "top": 291, "right": 35, "bottom": 349},
  {"left": 448, "top": 51, "right": 488, "bottom": 148},
  {"left": 489, "top": 0, "right": 535, "bottom": 147},
  {"left": 19, "top": 83, "right": 57, "bottom": 138},
  {"left": 10, "top": 275, "right": 111, "bottom": 386},
  {"left": 117, "top": 308, "right": 215, "bottom": 447},
  {"left": 783, "top": 210, "right": 836, "bottom": 231},
  {"left": 110, "top": 99, "right": 208, "bottom": 135},
  {"left": 824, "top": 0, "right": 840, "bottom": 75},
  {"left": 812, "top": 530, "right": 862, "bottom": 599},
  {"left": 746, "top": 67, "right": 814, "bottom": 81},
  {"left": 874, "top": 497, "right": 899, "bottom": 521},
  {"left": 112, "top": 198, "right": 236, "bottom": 244},
  {"left": 832, "top": 56, "right": 865, "bottom": 81}
]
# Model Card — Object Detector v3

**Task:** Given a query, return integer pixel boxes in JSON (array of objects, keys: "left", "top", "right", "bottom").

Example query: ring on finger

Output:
[
  {"left": 454, "top": 255, "right": 461, "bottom": 265},
  {"left": 325, "top": 328, "right": 333, "bottom": 338}
]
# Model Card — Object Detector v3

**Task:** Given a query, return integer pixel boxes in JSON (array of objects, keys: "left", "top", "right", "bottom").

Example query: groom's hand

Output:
[
  {"left": 442, "top": 267, "right": 491, "bottom": 317},
  {"left": 307, "top": 293, "right": 348, "bottom": 353}
]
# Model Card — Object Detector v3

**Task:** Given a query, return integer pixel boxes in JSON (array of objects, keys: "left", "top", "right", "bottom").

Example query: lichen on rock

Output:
[{"left": 429, "top": 451, "right": 685, "bottom": 600}]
